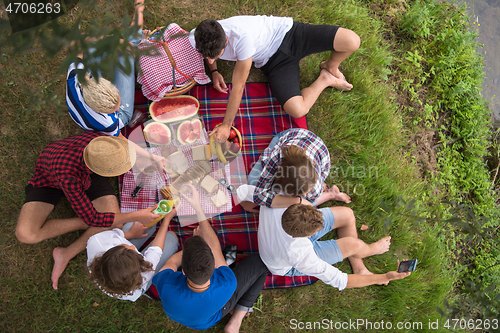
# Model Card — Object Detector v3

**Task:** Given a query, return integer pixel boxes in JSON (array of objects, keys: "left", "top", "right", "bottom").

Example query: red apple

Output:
[
  {"left": 228, "top": 129, "right": 237, "bottom": 140},
  {"left": 230, "top": 142, "right": 240, "bottom": 153}
]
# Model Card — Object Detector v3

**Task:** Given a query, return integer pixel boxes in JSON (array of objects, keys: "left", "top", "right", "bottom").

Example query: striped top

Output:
[{"left": 66, "top": 62, "right": 122, "bottom": 136}]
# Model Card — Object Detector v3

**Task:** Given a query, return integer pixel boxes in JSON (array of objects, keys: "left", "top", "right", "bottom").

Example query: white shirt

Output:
[
  {"left": 189, "top": 15, "right": 293, "bottom": 68},
  {"left": 237, "top": 185, "right": 348, "bottom": 290},
  {"left": 86, "top": 229, "right": 162, "bottom": 301}
]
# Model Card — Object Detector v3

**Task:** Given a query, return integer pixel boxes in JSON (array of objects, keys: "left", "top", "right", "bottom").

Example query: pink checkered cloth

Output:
[
  {"left": 137, "top": 23, "right": 211, "bottom": 101},
  {"left": 120, "top": 117, "right": 245, "bottom": 226}
]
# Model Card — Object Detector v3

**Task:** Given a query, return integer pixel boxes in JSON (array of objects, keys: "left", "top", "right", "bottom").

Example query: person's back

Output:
[{"left": 153, "top": 264, "right": 236, "bottom": 330}]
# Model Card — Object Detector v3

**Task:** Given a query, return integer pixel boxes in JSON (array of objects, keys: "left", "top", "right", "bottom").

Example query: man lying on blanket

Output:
[
  {"left": 237, "top": 185, "right": 411, "bottom": 289},
  {"left": 190, "top": 15, "right": 360, "bottom": 142}
]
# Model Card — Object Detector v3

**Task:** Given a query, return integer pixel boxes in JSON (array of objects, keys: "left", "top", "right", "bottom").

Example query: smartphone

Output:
[{"left": 398, "top": 259, "right": 418, "bottom": 273}]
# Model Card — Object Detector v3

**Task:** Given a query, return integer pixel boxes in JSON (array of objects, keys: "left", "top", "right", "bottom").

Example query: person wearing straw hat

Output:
[{"left": 16, "top": 132, "right": 161, "bottom": 290}]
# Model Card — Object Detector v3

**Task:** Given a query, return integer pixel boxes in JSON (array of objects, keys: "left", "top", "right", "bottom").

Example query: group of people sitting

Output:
[{"left": 15, "top": 1, "right": 411, "bottom": 332}]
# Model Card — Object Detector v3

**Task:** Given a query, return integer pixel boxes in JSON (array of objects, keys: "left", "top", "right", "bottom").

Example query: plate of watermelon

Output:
[
  {"left": 149, "top": 95, "right": 199, "bottom": 123},
  {"left": 142, "top": 121, "right": 172, "bottom": 145}
]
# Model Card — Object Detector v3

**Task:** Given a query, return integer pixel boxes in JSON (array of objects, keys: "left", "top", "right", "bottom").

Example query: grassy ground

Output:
[{"left": 0, "top": 0, "right": 486, "bottom": 331}]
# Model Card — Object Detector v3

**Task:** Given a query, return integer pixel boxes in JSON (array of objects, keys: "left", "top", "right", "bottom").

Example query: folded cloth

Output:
[{"left": 137, "top": 23, "right": 211, "bottom": 101}]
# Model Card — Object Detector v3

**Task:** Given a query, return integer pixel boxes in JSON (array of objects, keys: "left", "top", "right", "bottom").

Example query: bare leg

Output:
[
  {"left": 224, "top": 309, "right": 248, "bottom": 333},
  {"left": 133, "top": 0, "right": 145, "bottom": 29},
  {"left": 283, "top": 69, "right": 353, "bottom": 118},
  {"left": 320, "top": 28, "right": 360, "bottom": 84},
  {"left": 51, "top": 195, "right": 120, "bottom": 289},
  {"left": 16, "top": 202, "right": 89, "bottom": 244},
  {"left": 330, "top": 207, "right": 390, "bottom": 275}
]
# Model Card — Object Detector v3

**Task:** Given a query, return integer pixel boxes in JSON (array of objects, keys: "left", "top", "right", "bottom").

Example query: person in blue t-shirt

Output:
[{"left": 153, "top": 185, "right": 268, "bottom": 332}]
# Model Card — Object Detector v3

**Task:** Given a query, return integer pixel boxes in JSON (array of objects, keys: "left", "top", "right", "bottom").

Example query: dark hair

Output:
[
  {"left": 182, "top": 236, "right": 215, "bottom": 285},
  {"left": 282, "top": 204, "right": 324, "bottom": 237},
  {"left": 273, "top": 145, "right": 317, "bottom": 197},
  {"left": 88, "top": 245, "right": 153, "bottom": 297},
  {"left": 194, "top": 19, "right": 226, "bottom": 59}
]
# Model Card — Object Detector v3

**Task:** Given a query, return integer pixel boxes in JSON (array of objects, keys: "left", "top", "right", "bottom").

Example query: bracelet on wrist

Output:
[
  {"left": 211, "top": 69, "right": 219, "bottom": 74},
  {"left": 297, "top": 196, "right": 303, "bottom": 204}
]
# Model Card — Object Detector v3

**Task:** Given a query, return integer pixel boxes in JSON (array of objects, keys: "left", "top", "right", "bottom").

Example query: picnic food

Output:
[
  {"left": 143, "top": 122, "right": 171, "bottom": 145},
  {"left": 169, "top": 161, "right": 212, "bottom": 194},
  {"left": 210, "top": 190, "right": 229, "bottom": 208},
  {"left": 147, "top": 199, "right": 174, "bottom": 227},
  {"left": 149, "top": 95, "right": 200, "bottom": 123},
  {"left": 200, "top": 175, "right": 219, "bottom": 195},
  {"left": 191, "top": 145, "right": 208, "bottom": 161},
  {"left": 165, "top": 151, "right": 189, "bottom": 175},
  {"left": 209, "top": 125, "right": 242, "bottom": 164},
  {"left": 177, "top": 119, "right": 202, "bottom": 145},
  {"left": 160, "top": 185, "right": 172, "bottom": 200}
]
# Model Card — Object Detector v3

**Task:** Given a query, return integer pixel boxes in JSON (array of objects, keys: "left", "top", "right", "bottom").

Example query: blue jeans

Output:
[
  {"left": 284, "top": 208, "right": 343, "bottom": 277},
  {"left": 86, "top": 29, "right": 142, "bottom": 126}
]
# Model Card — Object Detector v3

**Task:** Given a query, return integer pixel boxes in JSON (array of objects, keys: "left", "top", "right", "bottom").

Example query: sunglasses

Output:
[{"left": 218, "top": 178, "right": 236, "bottom": 192}]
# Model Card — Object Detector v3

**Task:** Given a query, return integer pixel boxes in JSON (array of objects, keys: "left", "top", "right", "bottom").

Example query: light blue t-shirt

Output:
[{"left": 153, "top": 266, "right": 237, "bottom": 330}]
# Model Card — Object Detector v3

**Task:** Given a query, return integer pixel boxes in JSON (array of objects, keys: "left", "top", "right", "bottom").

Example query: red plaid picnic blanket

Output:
[
  {"left": 137, "top": 23, "right": 211, "bottom": 101},
  {"left": 121, "top": 84, "right": 315, "bottom": 289}
]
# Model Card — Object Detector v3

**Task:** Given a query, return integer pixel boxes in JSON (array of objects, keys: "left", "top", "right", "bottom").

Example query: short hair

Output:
[
  {"left": 88, "top": 245, "right": 153, "bottom": 297},
  {"left": 194, "top": 19, "right": 226, "bottom": 59},
  {"left": 282, "top": 204, "right": 324, "bottom": 237},
  {"left": 273, "top": 145, "right": 318, "bottom": 197},
  {"left": 182, "top": 236, "right": 215, "bottom": 285},
  {"left": 81, "top": 73, "right": 120, "bottom": 114}
]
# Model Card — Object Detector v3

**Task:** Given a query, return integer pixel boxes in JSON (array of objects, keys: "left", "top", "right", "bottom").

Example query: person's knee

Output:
[
  {"left": 335, "top": 28, "right": 361, "bottom": 52},
  {"left": 15, "top": 223, "right": 40, "bottom": 244},
  {"left": 283, "top": 99, "right": 309, "bottom": 118}
]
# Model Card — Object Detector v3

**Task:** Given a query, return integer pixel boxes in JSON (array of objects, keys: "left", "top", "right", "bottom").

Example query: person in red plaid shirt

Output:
[
  {"left": 15, "top": 132, "right": 160, "bottom": 290},
  {"left": 244, "top": 128, "right": 351, "bottom": 210}
]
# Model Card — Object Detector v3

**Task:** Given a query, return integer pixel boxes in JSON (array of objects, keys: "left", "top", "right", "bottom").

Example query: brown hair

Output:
[
  {"left": 182, "top": 236, "right": 215, "bottom": 285},
  {"left": 273, "top": 145, "right": 317, "bottom": 197},
  {"left": 282, "top": 204, "right": 324, "bottom": 237},
  {"left": 88, "top": 245, "right": 153, "bottom": 297},
  {"left": 194, "top": 19, "right": 226, "bottom": 59}
]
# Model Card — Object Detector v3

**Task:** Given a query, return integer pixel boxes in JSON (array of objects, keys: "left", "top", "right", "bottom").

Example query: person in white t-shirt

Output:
[
  {"left": 237, "top": 185, "right": 411, "bottom": 289},
  {"left": 86, "top": 208, "right": 178, "bottom": 301},
  {"left": 190, "top": 16, "right": 360, "bottom": 142}
]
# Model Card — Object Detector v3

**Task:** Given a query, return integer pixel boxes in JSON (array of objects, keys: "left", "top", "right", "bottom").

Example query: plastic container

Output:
[{"left": 146, "top": 199, "right": 174, "bottom": 227}]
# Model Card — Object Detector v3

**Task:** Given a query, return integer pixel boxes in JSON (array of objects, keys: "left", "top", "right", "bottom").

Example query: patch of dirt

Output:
[{"left": 408, "top": 129, "right": 438, "bottom": 176}]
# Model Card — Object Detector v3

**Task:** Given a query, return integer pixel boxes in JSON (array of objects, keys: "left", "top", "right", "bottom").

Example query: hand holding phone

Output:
[{"left": 397, "top": 259, "right": 418, "bottom": 273}]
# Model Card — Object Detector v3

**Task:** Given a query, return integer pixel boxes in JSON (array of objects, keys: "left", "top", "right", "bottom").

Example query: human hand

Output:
[
  {"left": 212, "top": 72, "right": 228, "bottom": 94},
  {"left": 136, "top": 204, "right": 160, "bottom": 226},
  {"left": 386, "top": 260, "right": 411, "bottom": 282},
  {"left": 209, "top": 124, "right": 230, "bottom": 143},
  {"left": 180, "top": 184, "right": 202, "bottom": 210},
  {"left": 127, "top": 221, "right": 150, "bottom": 239},
  {"left": 193, "top": 225, "right": 201, "bottom": 236},
  {"left": 240, "top": 200, "right": 259, "bottom": 213},
  {"left": 165, "top": 207, "right": 177, "bottom": 220}
]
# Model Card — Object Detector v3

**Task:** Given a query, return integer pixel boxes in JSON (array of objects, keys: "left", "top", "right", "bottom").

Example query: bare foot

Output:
[
  {"left": 320, "top": 61, "right": 346, "bottom": 81},
  {"left": 224, "top": 309, "right": 249, "bottom": 333},
  {"left": 319, "top": 69, "right": 353, "bottom": 91},
  {"left": 51, "top": 247, "right": 70, "bottom": 290},
  {"left": 327, "top": 185, "right": 351, "bottom": 203},
  {"left": 370, "top": 236, "right": 391, "bottom": 256}
]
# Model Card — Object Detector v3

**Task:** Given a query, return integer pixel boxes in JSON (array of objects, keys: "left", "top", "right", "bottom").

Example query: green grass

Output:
[{"left": 1, "top": 0, "right": 490, "bottom": 331}]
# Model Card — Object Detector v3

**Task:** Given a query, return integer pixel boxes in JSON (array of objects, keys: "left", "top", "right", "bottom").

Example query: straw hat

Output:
[{"left": 84, "top": 136, "right": 136, "bottom": 177}]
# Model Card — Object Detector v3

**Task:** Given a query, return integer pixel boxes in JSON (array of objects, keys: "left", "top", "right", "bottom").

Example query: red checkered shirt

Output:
[
  {"left": 254, "top": 128, "right": 331, "bottom": 207},
  {"left": 28, "top": 131, "right": 115, "bottom": 227}
]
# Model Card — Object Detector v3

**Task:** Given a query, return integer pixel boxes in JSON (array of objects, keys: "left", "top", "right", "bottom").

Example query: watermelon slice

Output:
[
  {"left": 150, "top": 95, "right": 199, "bottom": 123},
  {"left": 143, "top": 122, "right": 172, "bottom": 145},
  {"left": 177, "top": 119, "right": 202, "bottom": 145}
]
